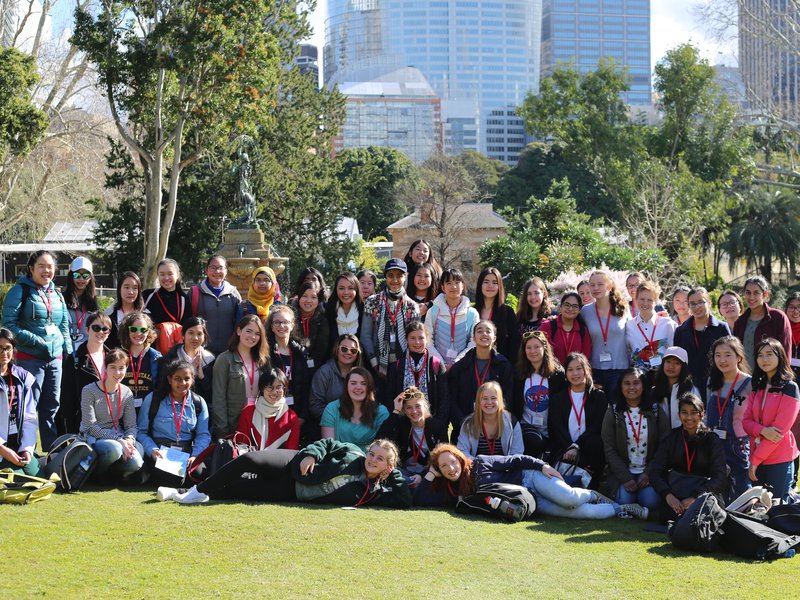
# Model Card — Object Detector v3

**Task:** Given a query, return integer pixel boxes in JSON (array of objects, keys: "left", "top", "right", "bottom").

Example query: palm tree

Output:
[{"left": 724, "top": 187, "right": 800, "bottom": 282}]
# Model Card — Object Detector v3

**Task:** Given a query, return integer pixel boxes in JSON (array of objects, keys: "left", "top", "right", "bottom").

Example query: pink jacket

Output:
[{"left": 742, "top": 381, "right": 800, "bottom": 467}]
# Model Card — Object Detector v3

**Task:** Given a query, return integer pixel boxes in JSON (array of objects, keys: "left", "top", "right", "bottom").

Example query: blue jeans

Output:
[
  {"left": 614, "top": 484, "right": 660, "bottom": 511},
  {"left": 755, "top": 461, "right": 795, "bottom": 502},
  {"left": 16, "top": 356, "right": 62, "bottom": 450},
  {"left": 90, "top": 438, "right": 145, "bottom": 478},
  {"left": 522, "top": 469, "right": 616, "bottom": 519}
]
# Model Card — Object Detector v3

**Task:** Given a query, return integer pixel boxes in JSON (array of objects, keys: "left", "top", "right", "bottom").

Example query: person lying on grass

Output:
[
  {"left": 158, "top": 437, "right": 412, "bottom": 508},
  {"left": 413, "top": 443, "right": 649, "bottom": 520}
]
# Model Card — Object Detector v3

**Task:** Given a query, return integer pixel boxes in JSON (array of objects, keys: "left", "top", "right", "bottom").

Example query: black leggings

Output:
[{"left": 197, "top": 449, "right": 299, "bottom": 502}]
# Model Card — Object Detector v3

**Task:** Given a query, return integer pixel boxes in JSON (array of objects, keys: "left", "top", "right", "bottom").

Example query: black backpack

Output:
[
  {"left": 41, "top": 434, "right": 97, "bottom": 492},
  {"left": 456, "top": 482, "right": 536, "bottom": 522},
  {"left": 721, "top": 509, "right": 800, "bottom": 560},
  {"left": 668, "top": 492, "right": 727, "bottom": 553},
  {"left": 767, "top": 504, "right": 800, "bottom": 535}
]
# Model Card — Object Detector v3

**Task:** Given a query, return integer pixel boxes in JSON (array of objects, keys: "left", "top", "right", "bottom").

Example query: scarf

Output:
[
  {"left": 376, "top": 287, "right": 409, "bottom": 375},
  {"left": 336, "top": 305, "right": 360, "bottom": 335},
  {"left": 252, "top": 396, "right": 289, "bottom": 451},
  {"left": 247, "top": 266, "right": 276, "bottom": 321},
  {"left": 403, "top": 351, "right": 429, "bottom": 399}
]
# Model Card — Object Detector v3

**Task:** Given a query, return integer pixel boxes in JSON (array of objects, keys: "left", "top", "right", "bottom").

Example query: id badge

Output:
[
  {"left": 649, "top": 356, "right": 662, "bottom": 367},
  {"left": 389, "top": 333, "right": 397, "bottom": 343},
  {"left": 306, "top": 359, "right": 315, "bottom": 369},
  {"left": 714, "top": 428, "right": 727, "bottom": 440},
  {"left": 531, "top": 415, "right": 545, "bottom": 427},
  {"left": 446, "top": 347, "right": 459, "bottom": 359},
  {"left": 45, "top": 323, "right": 59, "bottom": 336},
  {"left": 247, "top": 396, "right": 257, "bottom": 406},
  {"left": 170, "top": 445, "right": 184, "bottom": 452},
  {"left": 8, "top": 421, "right": 17, "bottom": 436},
  {"left": 630, "top": 455, "right": 645, "bottom": 468},
  {"left": 599, "top": 351, "right": 612, "bottom": 363},
  {"left": 791, "top": 357, "right": 800, "bottom": 368},
  {"left": 388, "top": 352, "right": 397, "bottom": 364},
  {"left": 134, "top": 397, "right": 143, "bottom": 409},
  {"left": 285, "top": 395, "right": 294, "bottom": 406}
]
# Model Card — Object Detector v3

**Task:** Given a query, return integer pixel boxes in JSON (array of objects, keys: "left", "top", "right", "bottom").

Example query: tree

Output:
[
  {"left": 723, "top": 187, "right": 800, "bottom": 282},
  {"left": 455, "top": 150, "right": 509, "bottom": 200},
  {"left": 73, "top": 0, "right": 310, "bottom": 284},
  {"left": 335, "top": 146, "right": 415, "bottom": 239},
  {"left": 395, "top": 153, "right": 482, "bottom": 268}
]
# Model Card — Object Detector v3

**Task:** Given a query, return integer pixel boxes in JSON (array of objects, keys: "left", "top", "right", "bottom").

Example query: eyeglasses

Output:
[
  {"left": 786, "top": 305, "right": 800, "bottom": 312},
  {"left": 72, "top": 272, "right": 92, "bottom": 280},
  {"left": 265, "top": 384, "right": 285, "bottom": 392},
  {"left": 272, "top": 320, "right": 291, "bottom": 327},
  {"left": 208, "top": 265, "right": 226, "bottom": 272},
  {"left": 339, "top": 346, "right": 359, "bottom": 355},
  {"left": 522, "top": 330, "right": 547, "bottom": 341},
  {"left": 719, "top": 301, "right": 739, "bottom": 309},
  {"left": 688, "top": 300, "right": 707, "bottom": 309},
  {"left": 128, "top": 326, "right": 149, "bottom": 334},
  {"left": 90, "top": 325, "right": 110, "bottom": 333},
  {"left": 0, "top": 345, "right": 14, "bottom": 354},
  {"left": 561, "top": 302, "right": 580, "bottom": 310}
]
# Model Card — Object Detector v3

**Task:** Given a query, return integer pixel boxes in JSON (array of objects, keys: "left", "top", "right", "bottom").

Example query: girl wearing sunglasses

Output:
[
  {"left": 119, "top": 312, "right": 162, "bottom": 412},
  {"left": 59, "top": 311, "right": 112, "bottom": 434},
  {"left": 63, "top": 256, "right": 99, "bottom": 348}
]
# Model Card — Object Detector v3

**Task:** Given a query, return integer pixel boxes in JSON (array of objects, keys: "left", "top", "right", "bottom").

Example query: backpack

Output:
[
  {"left": 456, "top": 482, "right": 536, "bottom": 522},
  {"left": 721, "top": 509, "right": 800, "bottom": 560},
  {"left": 187, "top": 432, "right": 253, "bottom": 483},
  {"left": 0, "top": 470, "right": 59, "bottom": 504},
  {"left": 41, "top": 434, "right": 97, "bottom": 492},
  {"left": 668, "top": 492, "right": 727, "bottom": 553},
  {"left": 767, "top": 504, "right": 800, "bottom": 536}
]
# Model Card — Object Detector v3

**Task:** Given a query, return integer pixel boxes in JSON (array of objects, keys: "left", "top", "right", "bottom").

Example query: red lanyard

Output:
[
  {"left": 692, "top": 319, "right": 708, "bottom": 349},
  {"left": 675, "top": 315, "right": 683, "bottom": 326},
  {"left": 382, "top": 294, "right": 401, "bottom": 325},
  {"left": 170, "top": 393, "right": 187, "bottom": 441},
  {"left": 636, "top": 317, "right": 658, "bottom": 347},
  {"left": 301, "top": 316, "right": 311, "bottom": 339},
  {"left": 38, "top": 288, "right": 53, "bottom": 321},
  {"left": 238, "top": 352, "right": 256, "bottom": 391},
  {"left": 74, "top": 305, "right": 87, "bottom": 332},
  {"left": 631, "top": 303, "right": 637, "bottom": 318},
  {"left": 103, "top": 383, "right": 122, "bottom": 432},
  {"left": 155, "top": 290, "right": 183, "bottom": 322},
  {"left": 278, "top": 351, "right": 293, "bottom": 382},
  {"left": 682, "top": 431, "right": 697, "bottom": 472},
  {"left": 129, "top": 352, "right": 144, "bottom": 386},
  {"left": 355, "top": 475, "right": 378, "bottom": 506},
  {"left": 626, "top": 409, "right": 644, "bottom": 446},
  {"left": 447, "top": 482, "right": 457, "bottom": 497},
  {"left": 409, "top": 350, "right": 427, "bottom": 387},
  {"left": 5, "top": 374, "right": 14, "bottom": 413},
  {"left": 474, "top": 357, "right": 492, "bottom": 386},
  {"left": 448, "top": 305, "right": 459, "bottom": 345},
  {"left": 481, "top": 424, "right": 497, "bottom": 455},
  {"left": 595, "top": 304, "right": 611, "bottom": 346},
  {"left": 568, "top": 389, "right": 586, "bottom": 429},
  {"left": 87, "top": 351, "right": 105, "bottom": 381},
  {"left": 558, "top": 324, "right": 577, "bottom": 356},
  {"left": 410, "top": 425, "right": 426, "bottom": 463},
  {"left": 717, "top": 373, "right": 740, "bottom": 424},
  {"left": 528, "top": 374, "right": 545, "bottom": 410}
]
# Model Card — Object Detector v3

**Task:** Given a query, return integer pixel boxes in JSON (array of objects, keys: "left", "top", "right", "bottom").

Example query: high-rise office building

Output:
[
  {"left": 296, "top": 44, "right": 320, "bottom": 87},
  {"left": 324, "top": 0, "right": 541, "bottom": 164},
  {"left": 739, "top": 0, "right": 799, "bottom": 122},
  {"left": 1, "top": 0, "right": 18, "bottom": 47},
  {"left": 540, "top": 0, "right": 651, "bottom": 106}
]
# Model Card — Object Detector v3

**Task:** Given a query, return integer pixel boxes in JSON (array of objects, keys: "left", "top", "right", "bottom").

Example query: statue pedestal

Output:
[{"left": 218, "top": 228, "right": 288, "bottom": 295}]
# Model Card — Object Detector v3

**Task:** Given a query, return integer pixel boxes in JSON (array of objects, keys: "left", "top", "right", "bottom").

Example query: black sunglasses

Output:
[{"left": 90, "top": 325, "right": 110, "bottom": 333}]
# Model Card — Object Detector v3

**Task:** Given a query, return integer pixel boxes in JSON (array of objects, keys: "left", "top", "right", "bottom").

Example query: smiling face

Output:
[
  {"left": 625, "top": 275, "right": 642, "bottom": 301},
  {"left": 364, "top": 444, "right": 392, "bottom": 478},
  {"left": 206, "top": 257, "right": 227, "bottom": 287},
  {"left": 411, "top": 242, "right": 430, "bottom": 265},
  {"left": 30, "top": 254, "right": 55, "bottom": 287},
  {"left": 120, "top": 277, "right": 140, "bottom": 307},
  {"left": 262, "top": 380, "right": 285, "bottom": 405},
  {"left": 73, "top": 269, "right": 91, "bottom": 291},
  {"left": 414, "top": 269, "right": 433, "bottom": 293},
  {"left": 443, "top": 277, "right": 463, "bottom": 302},
  {"left": 718, "top": 294, "right": 741, "bottom": 321},
  {"left": 662, "top": 356, "right": 684, "bottom": 383},
  {"left": 679, "top": 403, "right": 703, "bottom": 434},
  {"left": 105, "top": 359, "right": 127, "bottom": 387},
  {"left": 713, "top": 343, "right": 740, "bottom": 376},
  {"left": 577, "top": 283, "right": 594, "bottom": 305},
  {"left": 589, "top": 274, "right": 611, "bottom": 300},
  {"left": 347, "top": 373, "right": 368, "bottom": 402},
  {"left": 237, "top": 322, "right": 262, "bottom": 350},
  {"left": 787, "top": 298, "right": 800, "bottom": 324},
  {"left": 89, "top": 320, "right": 111, "bottom": 345},
  {"left": 756, "top": 345, "right": 780, "bottom": 378},
  {"left": 636, "top": 289, "right": 656, "bottom": 320},
  {"left": 437, "top": 451, "right": 463, "bottom": 482},
  {"left": 566, "top": 360, "right": 587, "bottom": 389},
  {"left": 128, "top": 317, "right": 149, "bottom": 348},
  {"left": 481, "top": 273, "right": 499, "bottom": 301},
  {"left": 526, "top": 283, "right": 544, "bottom": 310},
  {"left": 473, "top": 322, "right": 496, "bottom": 349},
  {"left": 525, "top": 337, "right": 545, "bottom": 367},
  {"left": 253, "top": 272, "right": 273, "bottom": 295},
  {"left": 688, "top": 291, "right": 710, "bottom": 320},
  {"left": 337, "top": 338, "right": 360, "bottom": 366},
  {"left": 385, "top": 269, "right": 406, "bottom": 293},
  {"left": 744, "top": 283, "right": 768, "bottom": 311},
  {"left": 404, "top": 397, "right": 428, "bottom": 425},
  {"left": 479, "top": 387, "right": 499, "bottom": 416},
  {"left": 620, "top": 373, "right": 643, "bottom": 405},
  {"left": 406, "top": 328, "right": 427, "bottom": 354},
  {"left": 336, "top": 278, "right": 358, "bottom": 307},
  {"left": 183, "top": 325, "right": 206, "bottom": 351},
  {"left": 672, "top": 291, "right": 689, "bottom": 317},
  {"left": 168, "top": 367, "right": 194, "bottom": 398},
  {"left": 0, "top": 337, "right": 13, "bottom": 372},
  {"left": 158, "top": 264, "right": 179, "bottom": 292},
  {"left": 271, "top": 311, "right": 294, "bottom": 339},
  {"left": 298, "top": 288, "right": 319, "bottom": 314},
  {"left": 560, "top": 296, "right": 581, "bottom": 321}
]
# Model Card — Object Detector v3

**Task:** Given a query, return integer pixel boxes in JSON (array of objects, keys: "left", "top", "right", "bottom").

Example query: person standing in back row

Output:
[
  {"left": 733, "top": 276, "right": 792, "bottom": 370},
  {"left": 188, "top": 255, "right": 242, "bottom": 355}
]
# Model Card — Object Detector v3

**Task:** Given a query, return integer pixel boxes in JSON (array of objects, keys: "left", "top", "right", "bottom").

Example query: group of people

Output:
[{"left": 1, "top": 241, "right": 798, "bottom": 524}]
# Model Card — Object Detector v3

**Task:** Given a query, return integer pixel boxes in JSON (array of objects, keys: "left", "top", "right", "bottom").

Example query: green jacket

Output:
[
  {"left": 212, "top": 350, "right": 263, "bottom": 439},
  {"left": 290, "top": 438, "right": 412, "bottom": 508}
]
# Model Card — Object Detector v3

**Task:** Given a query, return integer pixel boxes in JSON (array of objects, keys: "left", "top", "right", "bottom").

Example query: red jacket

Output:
[
  {"left": 542, "top": 315, "right": 592, "bottom": 366},
  {"left": 236, "top": 404, "right": 300, "bottom": 450},
  {"left": 733, "top": 304, "right": 792, "bottom": 359},
  {"left": 742, "top": 381, "right": 800, "bottom": 467}
]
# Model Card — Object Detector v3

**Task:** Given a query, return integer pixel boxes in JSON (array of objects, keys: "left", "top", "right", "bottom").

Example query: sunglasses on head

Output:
[
  {"left": 72, "top": 272, "right": 92, "bottom": 280},
  {"left": 339, "top": 346, "right": 359, "bottom": 355},
  {"left": 90, "top": 324, "right": 110, "bottom": 333},
  {"left": 128, "top": 326, "right": 149, "bottom": 334},
  {"left": 522, "top": 330, "right": 547, "bottom": 341}
]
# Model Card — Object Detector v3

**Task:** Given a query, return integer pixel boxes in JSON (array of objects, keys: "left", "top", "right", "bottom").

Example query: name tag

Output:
[
  {"left": 134, "top": 396, "right": 143, "bottom": 409},
  {"left": 306, "top": 359, "right": 315, "bottom": 369},
  {"left": 531, "top": 415, "right": 545, "bottom": 427},
  {"left": 170, "top": 445, "right": 184, "bottom": 452},
  {"left": 247, "top": 397, "right": 257, "bottom": 406},
  {"left": 791, "top": 358, "right": 800, "bottom": 367},
  {"left": 714, "top": 428, "right": 727, "bottom": 440},
  {"left": 285, "top": 395, "right": 294, "bottom": 406},
  {"left": 446, "top": 348, "right": 459, "bottom": 359},
  {"left": 630, "top": 455, "right": 645, "bottom": 468},
  {"left": 649, "top": 356, "right": 662, "bottom": 367},
  {"left": 599, "top": 352, "right": 612, "bottom": 363},
  {"left": 389, "top": 333, "right": 397, "bottom": 343},
  {"left": 44, "top": 323, "right": 59, "bottom": 336},
  {"left": 8, "top": 421, "right": 18, "bottom": 436}
]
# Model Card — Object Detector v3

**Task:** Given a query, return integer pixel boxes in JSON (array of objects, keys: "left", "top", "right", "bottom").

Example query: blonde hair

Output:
[
  {"left": 469, "top": 381, "right": 505, "bottom": 438},
  {"left": 368, "top": 439, "right": 400, "bottom": 469}
]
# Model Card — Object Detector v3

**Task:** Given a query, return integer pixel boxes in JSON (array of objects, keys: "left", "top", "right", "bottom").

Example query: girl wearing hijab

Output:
[{"left": 240, "top": 266, "right": 278, "bottom": 323}]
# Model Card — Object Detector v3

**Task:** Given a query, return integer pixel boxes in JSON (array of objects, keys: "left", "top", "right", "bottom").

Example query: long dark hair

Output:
[
  {"left": 339, "top": 367, "right": 377, "bottom": 425},
  {"left": 113, "top": 271, "right": 144, "bottom": 312},
  {"left": 751, "top": 338, "right": 795, "bottom": 391},
  {"left": 614, "top": 367, "right": 648, "bottom": 413},
  {"left": 63, "top": 270, "right": 98, "bottom": 311},
  {"left": 650, "top": 356, "right": 694, "bottom": 404},
  {"left": 293, "top": 267, "right": 327, "bottom": 300},
  {"left": 475, "top": 267, "right": 506, "bottom": 311},
  {"left": 516, "top": 330, "right": 560, "bottom": 379}
]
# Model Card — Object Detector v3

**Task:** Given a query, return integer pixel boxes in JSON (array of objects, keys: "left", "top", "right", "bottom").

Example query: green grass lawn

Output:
[{"left": 3, "top": 487, "right": 797, "bottom": 599}]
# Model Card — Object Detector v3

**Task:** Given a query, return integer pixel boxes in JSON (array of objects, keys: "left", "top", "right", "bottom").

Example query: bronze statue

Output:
[{"left": 233, "top": 136, "right": 257, "bottom": 227}]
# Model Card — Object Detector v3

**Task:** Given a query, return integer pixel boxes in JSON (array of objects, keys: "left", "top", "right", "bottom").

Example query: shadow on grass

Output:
[{"left": 646, "top": 542, "right": 761, "bottom": 563}]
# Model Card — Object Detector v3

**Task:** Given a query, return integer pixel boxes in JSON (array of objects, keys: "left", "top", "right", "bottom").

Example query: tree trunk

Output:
[{"left": 142, "top": 152, "right": 163, "bottom": 287}]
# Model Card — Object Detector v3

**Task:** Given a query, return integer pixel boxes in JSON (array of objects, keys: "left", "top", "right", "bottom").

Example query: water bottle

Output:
[{"left": 784, "top": 549, "right": 796, "bottom": 559}]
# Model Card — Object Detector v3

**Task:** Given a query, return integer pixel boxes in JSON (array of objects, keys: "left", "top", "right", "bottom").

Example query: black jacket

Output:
[
  {"left": 377, "top": 414, "right": 448, "bottom": 467},
  {"left": 489, "top": 304, "right": 520, "bottom": 362},
  {"left": 386, "top": 352, "right": 449, "bottom": 424},
  {"left": 58, "top": 344, "right": 107, "bottom": 434},
  {"left": 447, "top": 348, "right": 514, "bottom": 427},
  {"left": 547, "top": 386, "right": 607, "bottom": 454},
  {"left": 269, "top": 340, "right": 311, "bottom": 421},
  {"left": 649, "top": 427, "right": 728, "bottom": 499}
]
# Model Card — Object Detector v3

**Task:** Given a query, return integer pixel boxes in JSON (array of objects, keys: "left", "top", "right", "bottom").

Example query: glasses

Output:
[
  {"left": 522, "top": 330, "right": 547, "bottom": 341},
  {"left": 786, "top": 305, "right": 800, "bottom": 312},
  {"left": 339, "top": 346, "right": 359, "bottom": 355},
  {"left": 272, "top": 320, "right": 291, "bottom": 327},
  {"left": 719, "top": 301, "right": 739, "bottom": 309},
  {"left": 72, "top": 272, "right": 91, "bottom": 280},
  {"left": 265, "top": 384, "right": 285, "bottom": 392},
  {"left": 208, "top": 265, "right": 226, "bottom": 272},
  {"left": 128, "top": 326, "right": 149, "bottom": 334},
  {"left": 688, "top": 300, "right": 707, "bottom": 309},
  {"left": 561, "top": 302, "right": 580, "bottom": 310},
  {"left": 0, "top": 345, "right": 14, "bottom": 354},
  {"left": 90, "top": 325, "right": 110, "bottom": 333}
]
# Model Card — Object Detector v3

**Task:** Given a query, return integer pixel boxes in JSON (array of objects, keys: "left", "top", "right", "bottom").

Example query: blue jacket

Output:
[
  {"left": 136, "top": 392, "right": 211, "bottom": 458},
  {"left": 2, "top": 276, "right": 72, "bottom": 359}
]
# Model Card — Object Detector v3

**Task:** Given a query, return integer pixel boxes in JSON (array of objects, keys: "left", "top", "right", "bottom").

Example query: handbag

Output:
[
  {"left": 0, "top": 469, "right": 60, "bottom": 504},
  {"left": 187, "top": 432, "right": 254, "bottom": 483},
  {"left": 552, "top": 448, "right": 592, "bottom": 488}
]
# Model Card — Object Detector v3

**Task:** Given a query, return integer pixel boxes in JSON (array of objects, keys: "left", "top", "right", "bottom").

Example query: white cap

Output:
[
  {"left": 663, "top": 346, "right": 688, "bottom": 364},
  {"left": 70, "top": 256, "right": 93, "bottom": 273}
]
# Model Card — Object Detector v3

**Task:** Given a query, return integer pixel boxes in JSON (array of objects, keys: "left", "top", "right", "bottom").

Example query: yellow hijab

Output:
[{"left": 247, "top": 266, "right": 276, "bottom": 320}]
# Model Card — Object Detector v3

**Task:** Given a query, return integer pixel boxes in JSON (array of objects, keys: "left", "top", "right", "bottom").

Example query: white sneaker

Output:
[
  {"left": 619, "top": 503, "right": 649, "bottom": 520},
  {"left": 156, "top": 487, "right": 179, "bottom": 502},
  {"left": 175, "top": 486, "right": 209, "bottom": 504}
]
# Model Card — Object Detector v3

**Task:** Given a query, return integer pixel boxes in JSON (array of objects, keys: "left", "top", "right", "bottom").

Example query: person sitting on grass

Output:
[
  {"left": 457, "top": 381, "right": 523, "bottom": 458},
  {"left": 415, "top": 443, "right": 648, "bottom": 520},
  {"left": 320, "top": 367, "right": 389, "bottom": 451},
  {"left": 158, "top": 437, "right": 412, "bottom": 508}
]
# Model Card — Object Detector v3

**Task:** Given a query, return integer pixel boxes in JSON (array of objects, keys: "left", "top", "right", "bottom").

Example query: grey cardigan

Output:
[
  {"left": 456, "top": 411, "right": 524, "bottom": 458},
  {"left": 308, "top": 358, "right": 347, "bottom": 421}
]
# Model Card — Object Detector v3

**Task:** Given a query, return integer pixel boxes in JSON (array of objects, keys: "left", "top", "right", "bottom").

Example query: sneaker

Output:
[
  {"left": 175, "top": 486, "right": 209, "bottom": 505},
  {"left": 156, "top": 487, "right": 179, "bottom": 502},
  {"left": 590, "top": 490, "right": 615, "bottom": 505},
  {"left": 619, "top": 503, "right": 649, "bottom": 520}
]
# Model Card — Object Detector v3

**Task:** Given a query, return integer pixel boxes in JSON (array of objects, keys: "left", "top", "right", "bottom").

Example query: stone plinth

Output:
[{"left": 217, "top": 228, "right": 288, "bottom": 295}]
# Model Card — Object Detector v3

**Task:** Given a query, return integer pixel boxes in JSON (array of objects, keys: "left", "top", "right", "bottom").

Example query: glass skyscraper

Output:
[{"left": 540, "top": 0, "right": 651, "bottom": 105}]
